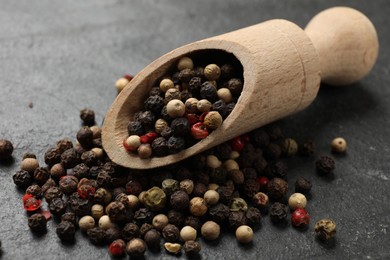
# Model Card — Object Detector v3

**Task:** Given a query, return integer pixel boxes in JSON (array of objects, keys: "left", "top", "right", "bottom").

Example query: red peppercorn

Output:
[
  {"left": 230, "top": 136, "right": 245, "bottom": 152},
  {"left": 256, "top": 176, "right": 269, "bottom": 191},
  {"left": 291, "top": 208, "right": 310, "bottom": 227},
  {"left": 185, "top": 113, "right": 199, "bottom": 125},
  {"left": 40, "top": 210, "right": 52, "bottom": 221},
  {"left": 191, "top": 122, "right": 209, "bottom": 140},
  {"left": 109, "top": 239, "right": 126, "bottom": 257},
  {"left": 198, "top": 112, "right": 208, "bottom": 122},
  {"left": 78, "top": 185, "right": 96, "bottom": 199},
  {"left": 22, "top": 194, "right": 42, "bottom": 212},
  {"left": 140, "top": 132, "right": 159, "bottom": 144},
  {"left": 123, "top": 74, "right": 133, "bottom": 81}
]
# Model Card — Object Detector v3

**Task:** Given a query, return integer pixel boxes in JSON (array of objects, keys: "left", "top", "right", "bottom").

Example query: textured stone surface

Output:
[{"left": 1, "top": 0, "right": 389, "bottom": 259}]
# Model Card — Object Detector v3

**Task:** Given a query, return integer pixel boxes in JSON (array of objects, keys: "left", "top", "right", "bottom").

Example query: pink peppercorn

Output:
[{"left": 291, "top": 208, "right": 310, "bottom": 227}]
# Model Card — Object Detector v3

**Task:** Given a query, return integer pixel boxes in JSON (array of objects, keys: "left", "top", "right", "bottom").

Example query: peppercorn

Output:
[
  {"left": 288, "top": 193, "right": 307, "bottom": 210},
  {"left": 69, "top": 192, "right": 91, "bottom": 216},
  {"left": 217, "top": 185, "right": 234, "bottom": 205},
  {"left": 59, "top": 176, "right": 78, "bottom": 195},
  {"left": 170, "top": 117, "right": 190, "bottom": 137},
  {"left": 0, "top": 139, "right": 13, "bottom": 159},
  {"left": 150, "top": 137, "right": 168, "bottom": 157},
  {"left": 20, "top": 158, "right": 39, "bottom": 174},
  {"left": 79, "top": 108, "right": 95, "bottom": 126},
  {"left": 250, "top": 128, "right": 270, "bottom": 148},
  {"left": 76, "top": 126, "right": 94, "bottom": 149},
  {"left": 177, "top": 56, "right": 193, "bottom": 71},
  {"left": 316, "top": 155, "right": 336, "bottom": 174},
  {"left": 49, "top": 198, "right": 67, "bottom": 217},
  {"left": 217, "top": 88, "right": 233, "bottom": 104},
  {"left": 56, "top": 139, "right": 73, "bottom": 154},
  {"left": 22, "top": 152, "right": 37, "bottom": 160},
  {"left": 28, "top": 213, "right": 47, "bottom": 232},
  {"left": 86, "top": 227, "right": 106, "bottom": 245},
  {"left": 183, "top": 240, "right": 201, "bottom": 256},
  {"left": 126, "top": 238, "right": 146, "bottom": 257},
  {"left": 115, "top": 77, "right": 130, "bottom": 93},
  {"left": 204, "top": 111, "right": 223, "bottom": 130},
  {"left": 107, "top": 201, "right": 127, "bottom": 223},
  {"left": 152, "top": 214, "right": 169, "bottom": 231},
  {"left": 23, "top": 194, "right": 41, "bottom": 212},
  {"left": 61, "top": 212, "right": 77, "bottom": 226},
  {"left": 229, "top": 197, "right": 248, "bottom": 212},
  {"left": 41, "top": 178, "right": 56, "bottom": 194},
  {"left": 12, "top": 170, "right": 32, "bottom": 189},
  {"left": 44, "top": 147, "right": 61, "bottom": 167},
  {"left": 267, "top": 177, "right": 288, "bottom": 200},
  {"left": 252, "top": 192, "right": 269, "bottom": 210},
  {"left": 295, "top": 177, "right": 312, "bottom": 194},
  {"left": 179, "top": 179, "right": 194, "bottom": 195},
  {"left": 160, "top": 78, "right": 175, "bottom": 93},
  {"left": 178, "top": 68, "right": 194, "bottom": 83},
  {"left": 44, "top": 186, "right": 63, "bottom": 203},
  {"left": 170, "top": 190, "right": 190, "bottom": 211},
  {"left": 79, "top": 215, "right": 96, "bottom": 231},
  {"left": 106, "top": 227, "right": 122, "bottom": 243},
  {"left": 80, "top": 151, "right": 97, "bottom": 167},
  {"left": 94, "top": 188, "right": 112, "bottom": 205},
  {"left": 269, "top": 202, "right": 289, "bottom": 224},
  {"left": 331, "top": 137, "right": 347, "bottom": 153},
  {"left": 189, "top": 197, "right": 208, "bottom": 217},
  {"left": 142, "top": 186, "right": 166, "bottom": 212},
  {"left": 196, "top": 99, "right": 212, "bottom": 113},
  {"left": 201, "top": 221, "right": 220, "bottom": 240},
  {"left": 144, "top": 95, "right": 165, "bottom": 114},
  {"left": 164, "top": 242, "right": 182, "bottom": 254},
  {"left": 180, "top": 226, "right": 197, "bottom": 241},
  {"left": 26, "top": 184, "right": 42, "bottom": 198},
  {"left": 243, "top": 179, "right": 260, "bottom": 199},
  {"left": 56, "top": 221, "right": 76, "bottom": 241},
  {"left": 138, "top": 111, "right": 156, "bottom": 130},
  {"left": 204, "top": 189, "right": 220, "bottom": 205},
  {"left": 127, "top": 121, "right": 144, "bottom": 136},
  {"left": 209, "top": 203, "right": 230, "bottom": 223},
  {"left": 165, "top": 88, "right": 182, "bottom": 103},
  {"left": 315, "top": 219, "right": 337, "bottom": 241},
  {"left": 265, "top": 161, "right": 288, "bottom": 179},
  {"left": 228, "top": 211, "right": 247, "bottom": 230},
  {"left": 256, "top": 176, "right": 269, "bottom": 192},
  {"left": 109, "top": 239, "right": 126, "bottom": 257},
  {"left": 281, "top": 138, "right": 298, "bottom": 157},
  {"left": 226, "top": 78, "right": 243, "bottom": 96},
  {"left": 263, "top": 143, "right": 282, "bottom": 161},
  {"left": 291, "top": 208, "right": 310, "bottom": 227},
  {"left": 167, "top": 210, "right": 184, "bottom": 228},
  {"left": 246, "top": 207, "right": 262, "bottom": 227},
  {"left": 137, "top": 223, "right": 152, "bottom": 238},
  {"left": 49, "top": 163, "right": 65, "bottom": 181},
  {"left": 122, "top": 223, "right": 140, "bottom": 241},
  {"left": 133, "top": 208, "right": 154, "bottom": 226},
  {"left": 98, "top": 215, "right": 116, "bottom": 230},
  {"left": 167, "top": 136, "right": 186, "bottom": 154},
  {"left": 32, "top": 167, "right": 50, "bottom": 186},
  {"left": 203, "top": 64, "right": 221, "bottom": 81},
  {"left": 61, "top": 148, "right": 80, "bottom": 169},
  {"left": 144, "top": 229, "right": 161, "bottom": 250},
  {"left": 162, "top": 224, "right": 180, "bottom": 242},
  {"left": 235, "top": 225, "right": 253, "bottom": 244},
  {"left": 300, "top": 139, "right": 316, "bottom": 156}
]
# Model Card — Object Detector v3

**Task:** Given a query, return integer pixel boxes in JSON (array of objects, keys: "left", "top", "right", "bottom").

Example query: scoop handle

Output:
[{"left": 305, "top": 6, "right": 379, "bottom": 86}]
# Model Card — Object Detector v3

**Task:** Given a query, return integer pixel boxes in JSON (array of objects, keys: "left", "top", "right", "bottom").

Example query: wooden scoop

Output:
[{"left": 102, "top": 7, "right": 378, "bottom": 169}]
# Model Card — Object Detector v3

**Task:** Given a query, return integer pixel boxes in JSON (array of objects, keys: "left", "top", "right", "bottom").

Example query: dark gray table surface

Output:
[{"left": 1, "top": 0, "right": 389, "bottom": 259}]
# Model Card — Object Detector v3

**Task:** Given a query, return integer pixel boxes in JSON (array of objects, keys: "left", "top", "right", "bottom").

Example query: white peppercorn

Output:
[
  {"left": 160, "top": 78, "right": 175, "bottom": 92},
  {"left": 331, "top": 137, "right": 347, "bottom": 153},
  {"left": 204, "top": 64, "right": 221, "bottom": 81},
  {"left": 164, "top": 242, "right": 182, "bottom": 254},
  {"left": 166, "top": 99, "right": 186, "bottom": 118},
  {"left": 123, "top": 135, "right": 141, "bottom": 152},
  {"left": 91, "top": 204, "right": 104, "bottom": 220},
  {"left": 288, "top": 193, "right": 307, "bottom": 210},
  {"left": 177, "top": 57, "right": 194, "bottom": 71},
  {"left": 197, "top": 99, "right": 212, "bottom": 113},
  {"left": 217, "top": 88, "right": 233, "bottom": 103},
  {"left": 223, "top": 159, "right": 239, "bottom": 171},
  {"left": 185, "top": 98, "right": 199, "bottom": 113},
  {"left": 127, "top": 195, "right": 140, "bottom": 210},
  {"left": 152, "top": 214, "right": 169, "bottom": 231},
  {"left": 180, "top": 179, "right": 194, "bottom": 195},
  {"left": 208, "top": 183, "right": 219, "bottom": 191},
  {"left": 91, "top": 147, "right": 104, "bottom": 158},
  {"left": 204, "top": 190, "right": 219, "bottom": 205},
  {"left": 79, "top": 215, "right": 95, "bottom": 231},
  {"left": 235, "top": 225, "right": 253, "bottom": 244},
  {"left": 201, "top": 221, "right": 220, "bottom": 240},
  {"left": 115, "top": 77, "right": 130, "bottom": 93},
  {"left": 230, "top": 150, "right": 240, "bottom": 160},
  {"left": 204, "top": 111, "right": 223, "bottom": 130},
  {"left": 155, "top": 119, "right": 169, "bottom": 134},
  {"left": 21, "top": 158, "right": 39, "bottom": 173},
  {"left": 189, "top": 197, "right": 208, "bottom": 217},
  {"left": 180, "top": 226, "right": 197, "bottom": 241},
  {"left": 206, "top": 155, "right": 222, "bottom": 169},
  {"left": 98, "top": 215, "right": 116, "bottom": 230}
]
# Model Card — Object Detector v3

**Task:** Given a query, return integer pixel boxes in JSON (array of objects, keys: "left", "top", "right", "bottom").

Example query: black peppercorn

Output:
[
  {"left": 149, "top": 86, "right": 162, "bottom": 96},
  {"left": 12, "top": 170, "right": 32, "bottom": 189},
  {"left": 184, "top": 216, "right": 201, "bottom": 231},
  {"left": 243, "top": 179, "right": 260, "bottom": 199},
  {"left": 167, "top": 210, "right": 185, "bottom": 228},
  {"left": 212, "top": 100, "right": 229, "bottom": 119},
  {"left": 316, "top": 155, "right": 336, "bottom": 174},
  {"left": 180, "top": 89, "right": 192, "bottom": 102},
  {"left": 200, "top": 81, "right": 218, "bottom": 102},
  {"left": 295, "top": 176, "right": 312, "bottom": 194},
  {"left": 56, "top": 139, "right": 73, "bottom": 154},
  {"left": 80, "top": 150, "right": 98, "bottom": 167},
  {"left": 167, "top": 136, "right": 186, "bottom": 154},
  {"left": 127, "top": 121, "right": 145, "bottom": 136},
  {"left": 139, "top": 223, "right": 154, "bottom": 238},
  {"left": 209, "top": 203, "right": 230, "bottom": 223},
  {"left": 49, "top": 198, "right": 67, "bottom": 217},
  {"left": 170, "top": 117, "right": 190, "bottom": 136},
  {"left": 26, "top": 184, "right": 43, "bottom": 198},
  {"left": 133, "top": 208, "right": 154, "bottom": 226},
  {"left": 217, "top": 186, "right": 234, "bottom": 205},
  {"left": 72, "top": 163, "right": 90, "bottom": 179},
  {"left": 160, "top": 106, "right": 174, "bottom": 123},
  {"left": 144, "top": 229, "right": 161, "bottom": 250},
  {"left": 44, "top": 147, "right": 61, "bottom": 167},
  {"left": 56, "top": 221, "right": 76, "bottom": 241},
  {"left": 107, "top": 202, "right": 127, "bottom": 223},
  {"left": 188, "top": 76, "right": 202, "bottom": 95},
  {"left": 228, "top": 211, "right": 247, "bottom": 230},
  {"left": 300, "top": 139, "right": 316, "bottom": 156},
  {"left": 151, "top": 137, "right": 169, "bottom": 157},
  {"left": 44, "top": 186, "right": 63, "bottom": 204},
  {"left": 89, "top": 165, "right": 103, "bottom": 178},
  {"left": 0, "top": 139, "right": 13, "bottom": 159},
  {"left": 192, "top": 182, "right": 207, "bottom": 197},
  {"left": 195, "top": 172, "right": 210, "bottom": 186},
  {"left": 80, "top": 108, "right": 95, "bottom": 126},
  {"left": 269, "top": 202, "right": 288, "bottom": 224},
  {"left": 28, "top": 213, "right": 47, "bottom": 232},
  {"left": 77, "top": 126, "right": 94, "bottom": 149},
  {"left": 267, "top": 177, "right": 288, "bottom": 201},
  {"left": 263, "top": 143, "right": 282, "bottom": 161},
  {"left": 160, "top": 126, "right": 173, "bottom": 140},
  {"left": 250, "top": 128, "right": 270, "bottom": 148},
  {"left": 33, "top": 167, "right": 50, "bottom": 186},
  {"left": 69, "top": 192, "right": 91, "bottom": 216},
  {"left": 162, "top": 224, "right": 180, "bottom": 242},
  {"left": 61, "top": 148, "right": 81, "bottom": 169},
  {"left": 144, "top": 95, "right": 165, "bottom": 114},
  {"left": 96, "top": 170, "right": 111, "bottom": 188},
  {"left": 122, "top": 223, "right": 140, "bottom": 241},
  {"left": 87, "top": 227, "right": 107, "bottom": 245},
  {"left": 170, "top": 190, "right": 189, "bottom": 211},
  {"left": 105, "top": 227, "right": 122, "bottom": 243},
  {"left": 245, "top": 207, "right": 262, "bottom": 227},
  {"left": 138, "top": 111, "right": 156, "bottom": 130},
  {"left": 265, "top": 161, "right": 288, "bottom": 179},
  {"left": 241, "top": 168, "right": 258, "bottom": 180},
  {"left": 59, "top": 176, "right": 78, "bottom": 195},
  {"left": 41, "top": 179, "right": 56, "bottom": 194},
  {"left": 209, "top": 167, "right": 228, "bottom": 185},
  {"left": 178, "top": 68, "right": 194, "bottom": 83},
  {"left": 227, "top": 78, "right": 243, "bottom": 96},
  {"left": 61, "top": 212, "right": 77, "bottom": 226},
  {"left": 183, "top": 240, "right": 201, "bottom": 256},
  {"left": 125, "top": 180, "right": 142, "bottom": 196}
]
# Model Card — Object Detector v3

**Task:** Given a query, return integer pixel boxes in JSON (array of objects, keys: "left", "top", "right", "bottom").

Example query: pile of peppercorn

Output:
[
  {"left": 123, "top": 54, "right": 244, "bottom": 158},
  {"left": 12, "top": 108, "right": 338, "bottom": 258}
]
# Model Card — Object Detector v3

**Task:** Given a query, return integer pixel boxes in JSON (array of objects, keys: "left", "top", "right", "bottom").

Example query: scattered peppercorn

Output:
[
  {"left": 13, "top": 170, "right": 32, "bottom": 189},
  {"left": 236, "top": 225, "right": 253, "bottom": 244},
  {"left": 331, "top": 137, "right": 347, "bottom": 153},
  {"left": 300, "top": 139, "right": 316, "bottom": 156},
  {"left": 288, "top": 193, "right": 307, "bottom": 210},
  {"left": 56, "top": 221, "right": 76, "bottom": 241},
  {"left": 315, "top": 219, "right": 337, "bottom": 241},
  {"left": 269, "top": 202, "right": 288, "bottom": 224},
  {"left": 80, "top": 108, "right": 95, "bottom": 126},
  {"left": 267, "top": 178, "right": 288, "bottom": 201},
  {"left": 295, "top": 177, "right": 312, "bottom": 194},
  {"left": 315, "top": 155, "right": 336, "bottom": 174},
  {"left": 28, "top": 213, "right": 47, "bottom": 232},
  {"left": 201, "top": 221, "right": 220, "bottom": 240},
  {"left": 109, "top": 239, "right": 126, "bottom": 257},
  {"left": 291, "top": 208, "right": 310, "bottom": 227},
  {"left": 126, "top": 238, "right": 146, "bottom": 257},
  {"left": 0, "top": 139, "right": 14, "bottom": 160}
]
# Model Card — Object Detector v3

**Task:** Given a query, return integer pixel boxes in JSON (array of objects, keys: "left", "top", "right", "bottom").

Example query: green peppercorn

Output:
[
  {"left": 230, "top": 197, "right": 248, "bottom": 212},
  {"left": 282, "top": 138, "right": 298, "bottom": 156},
  {"left": 162, "top": 179, "right": 179, "bottom": 196},
  {"left": 143, "top": 187, "right": 166, "bottom": 211}
]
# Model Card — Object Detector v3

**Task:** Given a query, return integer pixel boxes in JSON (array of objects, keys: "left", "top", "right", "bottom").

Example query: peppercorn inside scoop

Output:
[{"left": 123, "top": 51, "right": 244, "bottom": 159}]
